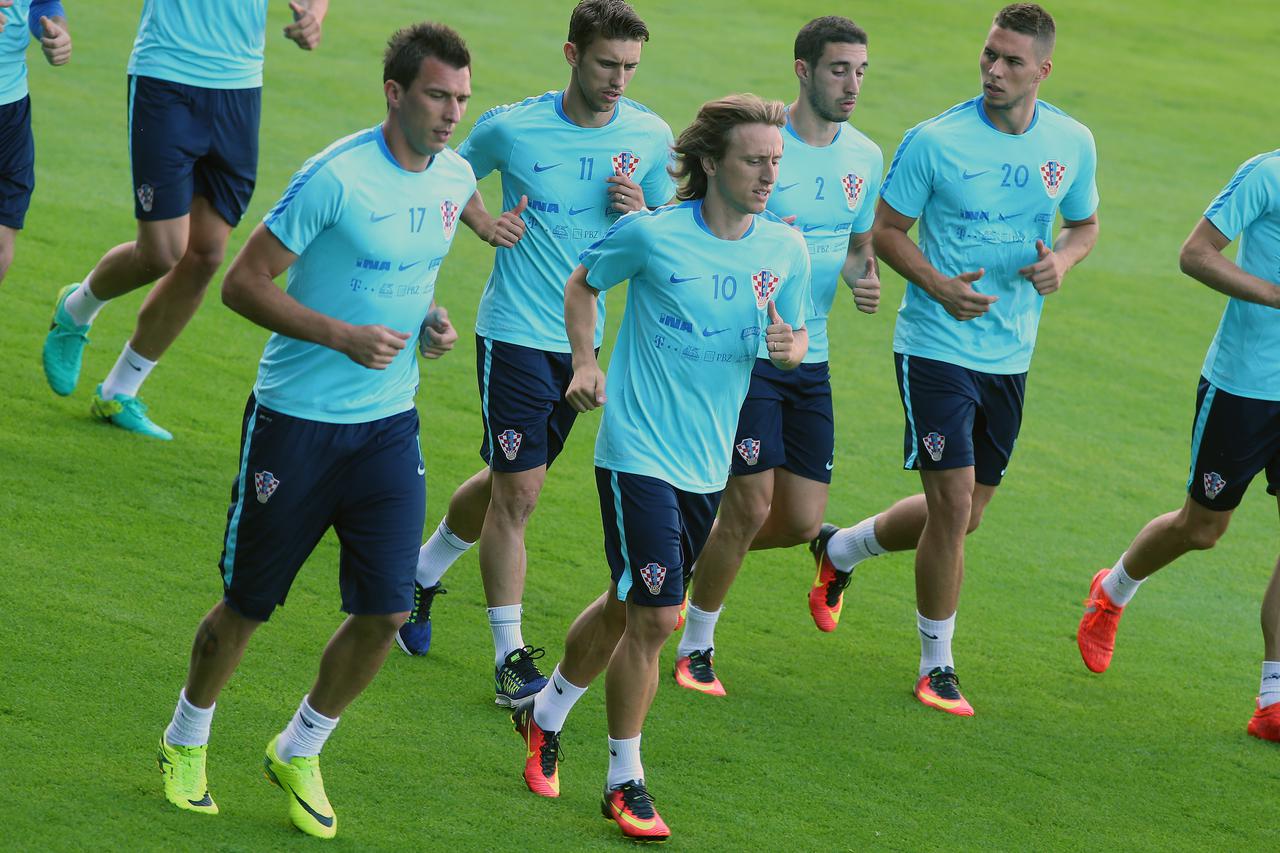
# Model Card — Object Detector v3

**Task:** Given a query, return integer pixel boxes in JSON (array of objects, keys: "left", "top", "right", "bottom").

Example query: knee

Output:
[
  {"left": 721, "top": 495, "right": 771, "bottom": 541},
  {"left": 626, "top": 606, "right": 679, "bottom": 648},
  {"left": 135, "top": 239, "right": 183, "bottom": 278},
  {"left": 183, "top": 242, "right": 226, "bottom": 282},
  {"left": 355, "top": 612, "right": 410, "bottom": 641},
  {"left": 1181, "top": 516, "right": 1227, "bottom": 551},
  {"left": 489, "top": 482, "right": 541, "bottom": 526},
  {"left": 965, "top": 506, "right": 985, "bottom": 535}
]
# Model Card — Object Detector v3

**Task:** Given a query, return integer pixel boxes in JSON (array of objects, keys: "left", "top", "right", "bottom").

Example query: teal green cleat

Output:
[
  {"left": 42, "top": 283, "right": 91, "bottom": 396},
  {"left": 91, "top": 384, "right": 173, "bottom": 440}
]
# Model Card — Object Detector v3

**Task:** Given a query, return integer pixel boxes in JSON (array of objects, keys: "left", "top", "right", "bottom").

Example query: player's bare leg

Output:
[
  {"left": 750, "top": 468, "right": 827, "bottom": 550},
  {"left": 606, "top": 600, "right": 678, "bottom": 737},
  {"left": 0, "top": 224, "right": 15, "bottom": 287},
  {"left": 307, "top": 612, "right": 410, "bottom": 717},
  {"left": 687, "top": 471, "right": 773, "bottom": 613},
  {"left": 442, "top": 467, "right": 493, "bottom": 542},
  {"left": 1117, "top": 496, "right": 1232, "bottom": 579},
  {"left": 181, "top": 600, "right": 264, "bottom": 708},
  {"left": 85, "top": 215, "right": 189, "bottom": 300}
]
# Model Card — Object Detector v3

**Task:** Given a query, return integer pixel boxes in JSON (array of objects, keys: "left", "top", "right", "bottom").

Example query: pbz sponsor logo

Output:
[
  {"left": 736, "top": 437, "right": 761, "bottom": 466},
  {"left": 440, "top": 199, "right": 459, "bottom": 238},
  {"left": 497, "top": 429, "right": 523, "bottom": 462},
  {"left": 639, "top": 562, "right": 667, "bottom": 596},
  {"left": 254, "top": 471, "right": 281, "bottom": 504},
  {"left": 1040, "top": 160, "right": 1067, "bottom": 198},
  {"left": 922, "top": 432, "right": 946, "bottom": 462},
  {"left": 1203, "top": 471, "right": 1227, "bottom": 500}
]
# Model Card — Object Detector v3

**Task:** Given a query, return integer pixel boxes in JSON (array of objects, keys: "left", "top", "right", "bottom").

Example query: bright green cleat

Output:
[
  {"left": 263, "top": 736, "right": 337, "bottom": 839},
  {"left": 42, "top": 283, "right": 91, "bottom": 397},
  {"left": 91, "top": 384, "right": 173, "bottom": 440},
  {"left": 157, "top": 737, "right": 218, "bottom": 815}
]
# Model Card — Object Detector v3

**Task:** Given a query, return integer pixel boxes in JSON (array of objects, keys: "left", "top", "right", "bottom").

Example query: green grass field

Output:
[{"left": 3, "top": 1, "right": 1278, "bottom": 849}]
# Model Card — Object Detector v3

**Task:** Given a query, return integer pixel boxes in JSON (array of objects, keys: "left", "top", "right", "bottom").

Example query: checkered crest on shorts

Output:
[
  {"left": 1203, "top": 471, "right": 1227, "bottom": 500},
  {"left": 254, "top": 470, "right": 281, "bottom": 504},
  {"left": 922, "top": 432, "right": 946, "bottom": 463},
  {"left": 639, "top": 562, "right": 667, "bottom": 596},
  {"left": 497, "top": 429, "right": 522, "bottom": 462},
  {"left": 736, "top": 437, "right": 761, "bottom": 466}
]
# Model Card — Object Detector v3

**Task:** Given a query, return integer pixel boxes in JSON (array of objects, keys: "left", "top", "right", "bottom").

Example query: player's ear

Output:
[
  {"left": 384, "top": 79, "right": 402, "bottom": 109},
  {"left": 794, "top": 58, "right": 809, "bottom": 83},
  {"left": 563, "top": 41, "right": 579, "bottom": 68},
  {"left": 1035, "top": 57, "right": 1052, "bottom": 83},
  {"left": 701, "top": 155, "right": 717, "bottom": 178}
]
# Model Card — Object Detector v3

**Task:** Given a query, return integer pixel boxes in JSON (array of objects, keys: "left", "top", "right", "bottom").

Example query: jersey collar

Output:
[{"left": 975, "top": 95, "right": 1040, "bottom": 135}]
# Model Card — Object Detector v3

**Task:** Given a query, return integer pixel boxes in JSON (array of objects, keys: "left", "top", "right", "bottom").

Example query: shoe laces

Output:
[
  {"left": 927, "top": 667, "right": 963, "bottom": 700},
  {"left": 616, "top": 780, "right": 656, "bottom": 819},
  {"left": 825, "top": 569, "right": 852, "bottom": 607},
  {"left": 539, "top": 728, "right": 563, "bottom": 775},
  {"left": 500, "top": 645, "right": 546, "bottom": 690},
  {"left": 686, "top": 649, "right": 717, "bottom": 684},
  {"left": 167, "top": 743, "right": 207, "bottom": 790},
  {"left": 408, "top": 584, "right": 446, "bottom": 623}
]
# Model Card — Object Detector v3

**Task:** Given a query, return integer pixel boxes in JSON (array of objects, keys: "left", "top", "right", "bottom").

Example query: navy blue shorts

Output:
[
  {"left": 895, "top": 353, "right": 1026, "bottom": 486},
  {"left": 596, "top": 467, "right": 723, "bottom": 607},
  {"left": 128, "top": 75, "right": 261, "bottom": 225},
  {"left": 476, "top": 335, "right": 583, "bottom": 473},
  {"left": 1187, "top": 377, "right": 1280, "bottom": 510},
  {"left": 730, "top": 359, "right": 834, "bottom": 483},
  {"left": 218, "top": 396, "right": 426, "bottom": 622},
  {"left": 0, "top": 95, "right": 35, "bottom": 230}
]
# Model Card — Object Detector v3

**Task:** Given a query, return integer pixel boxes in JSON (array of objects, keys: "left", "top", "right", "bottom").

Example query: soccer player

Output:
[
  {"left": 809, "top": 3, "right": 1098, "bottom": 715},
  {"left": 41, "top": 0, "right": 328, "bottom": 439},
  {"left": 394, "top": 0, "right": 676, "bottom": 708},
  {"left": 671, "top": 16, "right": 882, "bottom": 696},
  {"left": 154, "top": 23, "right": 473, "bottom": 838},
  {"left": 0, "top": 0, "right": 71, "bottom": 288},
  {"left": 512, "top": 94, "right": 811, "bottom": 843},
  {"left": 1076, "top": 150, "right": 1280, "bottom": 743}
]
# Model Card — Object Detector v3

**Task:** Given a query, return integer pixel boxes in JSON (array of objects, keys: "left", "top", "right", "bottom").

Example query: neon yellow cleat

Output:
[
  {"left": 263, "top": 736, "right": 337, "bottom": 839},
  {"left": 157, "top": 736, "right": 218, "bottom": 815}
]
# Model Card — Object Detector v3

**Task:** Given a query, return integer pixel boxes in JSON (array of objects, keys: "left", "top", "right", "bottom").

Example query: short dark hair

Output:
[
  {"left": 671, "top": 94, "right": 786, "bottom": 201},
  {"left": 567, "top": 0, "right": 649, "bottom": 52},
  {"left": 794, "top": 16, "right": 868, "bottom": 69},
  {"left": 994, "top": 3, "right": 1056, "bottom": 54},
  {"left": 383, "top": 22, "right": 470, "bottom": 89}
]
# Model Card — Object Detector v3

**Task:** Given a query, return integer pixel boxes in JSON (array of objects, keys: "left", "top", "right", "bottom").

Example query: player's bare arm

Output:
[
  {"left": 564, "top": 264, "right": 606, "bottom": 411},
  {"left": 419, "top": 303, "right": 457, "bottom": 359},
  {"left": 873, "top": 198, "right": 995, "bottom": 321},
  {"left": 460, "top": 190, "right": 528, "bottom": 248},
  {"left": 764, "top": 300, "right": 807, "bottom": 369},
  {"left": 38, "top": 13, "right": 71, "bottom": 65},
  {"left": 1017, "top": 212, "right": 1098, "bottom": 295},
  {"left": 842, "top": 229, "right": 879, "bottom": 314},
  {"left": 1179, "top": 217, "right": 1280, "bottom": 308},
  {"left": 223, "top": 223, "right": 409, "bottom": 370},
  {"left": 283, "top": 0, "right": 328, "bottom": 51}
]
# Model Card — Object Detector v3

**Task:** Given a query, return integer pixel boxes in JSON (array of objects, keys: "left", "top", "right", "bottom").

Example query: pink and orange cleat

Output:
[
  {"left": 808, "top": 523, "right": 852, "bottom": 632},
  {"left": 1247, "top": 699, "right": 1280, "bottom": 743},
  {"left": 513, "top": 704, "right": 561, "bottom": 797},
  {"left": 1078, "top": 569, "right": 1125, "bottom": 673},
  {"left": 672, "top": 649, "right": 725, "bottom": 697},
  {"left": 602, "top": 780, "right": 670, "bottom": 844},
  {"left": 914, "top": 666, "right": 974, "bottom": 717}
]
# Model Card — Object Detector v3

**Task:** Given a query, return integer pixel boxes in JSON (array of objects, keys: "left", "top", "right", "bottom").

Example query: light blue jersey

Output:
[
  {"left": 766, "top": 115, "right": 882, "bottom": 364},
  {"left": 884, "top": 96, "right": 1099, "bottom": 374},
  {"left": 1202, "top": 151, "right": 1280, "bottom": 400},
  {"left": 0, "top": 0, "right": 52, "bottom": 105},
  {"left": 582, "top": 200, "right": 812, "bottom": 493},
  {"left": 257, "top": 126, "right": 476, "bottom": 424},
  {"left": 128, "top": 0, "right": 267, "bottom": 90},
  {"left": 459, "top": 91, "right": 675, "bottom": 352}
]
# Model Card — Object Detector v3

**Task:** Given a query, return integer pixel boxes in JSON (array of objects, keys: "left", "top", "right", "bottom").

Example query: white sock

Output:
[
  {"left": 918, "top": 611, "right": 956, "bottom": 676},
  {"left": 62, "top": 274, "right": 108, "bottom": 326},
  {"left": 490, "top": 604, "right": 524, "bottom": 666},
  {"left": 676, "top": 603, "right": 720, "bottom": 657},
  {"left": 826, "top": 515, "right": 887, "bottom": 573},
  {"left": 275, "top": 695, "right": 339, "bottom": 762},
  {"left": 606, "top": 734, "right": 644, "bottom": 789},
  {"left": 101, "top": 342, "right": 156, "bottom": 400},
  {"left": 164, "top": 688, "right": 215, "bottom": 747},
  {"left": 416, "top": 518, "right": 474, "bottom": 588},
  {"left": 1261, "top": 661, "right": 1280, "bottom": 709},
  {"left": 1101, "top": 555, "right": 1144, "bottom": 607},
  {"left": 531, "top": 665, "right": 588, "bottom": 732}
]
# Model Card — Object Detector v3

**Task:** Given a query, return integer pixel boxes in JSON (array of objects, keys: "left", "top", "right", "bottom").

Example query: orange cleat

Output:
[
  {"left": 674, "top": 591, "right": 689, "bottom": 633},
  {"left": 1247, "top": 699, "right": 1280, "bottom": 743},
  {"left": 601, "top": 780, "right": 670, "bottom": 844},
  {"left": 1078, "top": 569, "right": 1125, "bottom": 673},
  {"left": 913, "top": 666, "right": 975, "bottom": 717},
  {"left": 672, "top": 649, "right": 725, "bottom": 697},
  {"left": 808, "top": 523, "right": 851, "bottom": 632},
  {"left": 513, "top": 705, "right": 561, "bottom": 797}
]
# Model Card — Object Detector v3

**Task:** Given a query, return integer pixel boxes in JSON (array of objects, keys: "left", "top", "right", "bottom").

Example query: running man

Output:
[
  {"left": 42, "top": 0, "right": 327, "bottom": 439},
  {"left": 394, "top": 0, "right": 675, "bottom": 711},
  {"left": 155, "top": 23, "right": 473, "bottom": 838},
  {"left": 512, "top": 94, "right": 811, "bottom": 843},
  {"left": 1077, "top": 149, "right": 1280, "bottom": 744},
  {"left": 672, "top": 15, "right": 882, "bottom": 696},
  {"left": 0, "top": 0, "right": 71, "bottom": 288},
  {"left": 809, "top": 3, "right": 1098, "bottom": 715}
]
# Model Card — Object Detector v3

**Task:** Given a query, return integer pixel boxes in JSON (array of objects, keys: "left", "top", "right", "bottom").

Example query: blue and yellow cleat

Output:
[
  {"left": 263, "top": 735, "right": 337, "bottom": 839},
  {"left": 91, "top": 384, "right": 173, "bottom": 440},
  {"left": 157, "top": 736, "right": 218, "bottom": 815},
  {"left": 42, "top": 283, "right": 91, "bottom": 397},
  {"left": 395, "top": 583, "right": 446, "bottom": 656},
  {"left": 495, "top": 645, "right": 548, "bottom": 708}
]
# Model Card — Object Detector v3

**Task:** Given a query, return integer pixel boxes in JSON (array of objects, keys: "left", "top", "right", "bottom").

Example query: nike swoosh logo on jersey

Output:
[
  {"left": 532, "top": 162, "right": 561, "bottom": 172},
  {"left": 962, "top": 170, "right": 990, "bottom": 180},
  {"left": 701, "top": 327, "right": 729, "bottom": 337},
  {"left": 568, "top": 206, "right": 593, "bottom": 216},
  {"left": 399, "top": 260, "right": 423, "bottom": 271},
  {"left": 669, "top": 274, "right": 700, "bottom": 284},
  {"left": 803, "top": 223, "right": 823, "bottom": 233},
  {"left": 776, "top": 183, "right": 799, "bottom": 191},
  {"left": 369, "top": 211, "right": 396, "bottom": 222}
]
